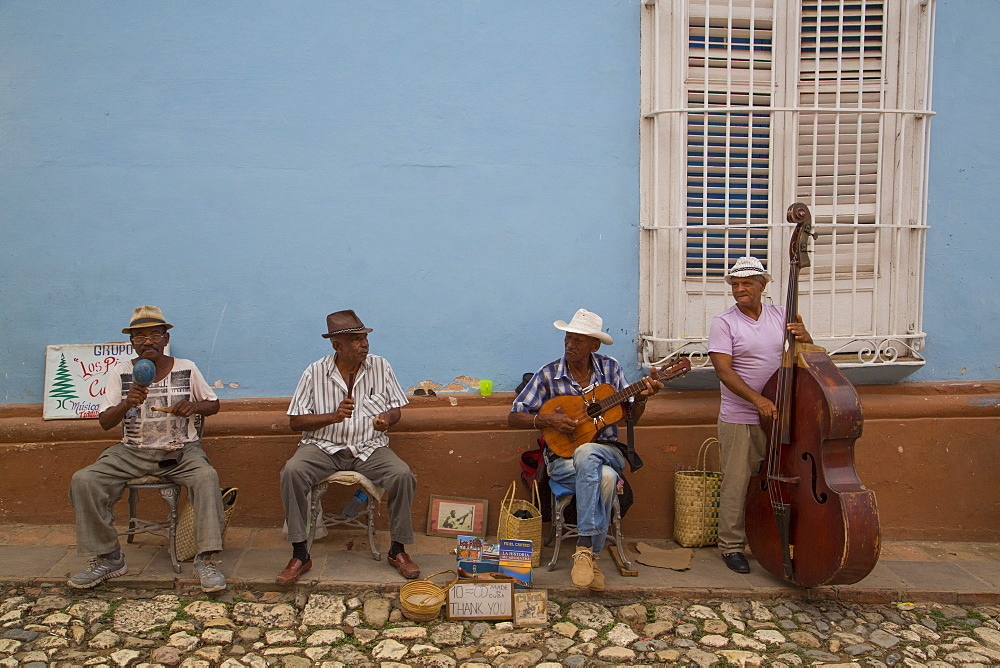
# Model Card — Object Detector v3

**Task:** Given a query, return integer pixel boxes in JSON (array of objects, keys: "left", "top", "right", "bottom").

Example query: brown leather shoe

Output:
[
  {"left": 275, "top": 557, "right": 312, "bottom": 585},
  {"left": 388, "top": 551, "right": 420, "bottom": 579}
]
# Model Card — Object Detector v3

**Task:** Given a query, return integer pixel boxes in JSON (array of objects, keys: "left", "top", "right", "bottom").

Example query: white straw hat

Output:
[
  {"left": 553, "top": 309, "right": 614, "bottom": 345},
  {"left": 725, "top": 256, "right": 772, "bottom": 284}
]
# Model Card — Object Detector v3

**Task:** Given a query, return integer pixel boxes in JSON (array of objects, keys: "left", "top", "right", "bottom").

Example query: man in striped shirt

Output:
[
  {"left": 508, "top": 309, "right": 662, "bottom": 590},
  {"left": 277, "top": 310, "right": 416, "bottom": 584}
]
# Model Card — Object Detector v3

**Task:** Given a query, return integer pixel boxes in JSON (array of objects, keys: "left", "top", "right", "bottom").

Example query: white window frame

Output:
[{"left": 639, "top": 0, "right": 936, "bottom": 386}]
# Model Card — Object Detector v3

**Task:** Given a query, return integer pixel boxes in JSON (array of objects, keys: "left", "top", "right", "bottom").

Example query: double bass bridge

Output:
[{"left": 767, "top": 475, "right": 801, "bottom": 484}]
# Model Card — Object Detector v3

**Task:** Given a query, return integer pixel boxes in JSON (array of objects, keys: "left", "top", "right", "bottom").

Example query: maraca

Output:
[
  {"left": 132, "top": 359, "right": 156, "bottom": 387},
  {"left": 132, "top": 359, "right": 173, "bottom": 413}
]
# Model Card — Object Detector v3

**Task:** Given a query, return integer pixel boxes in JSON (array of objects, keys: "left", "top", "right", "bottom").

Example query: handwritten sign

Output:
[
  {"left": 446, "top": 582, "right": 513, "bottom": 621},
  {"left": 42, "top": 342, "right": 167, "bottom": 420}
]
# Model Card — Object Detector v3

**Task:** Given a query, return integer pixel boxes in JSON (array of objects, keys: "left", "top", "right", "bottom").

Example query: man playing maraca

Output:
[{"left": 67, "top": 306, "right": 228, "bottom": 592}]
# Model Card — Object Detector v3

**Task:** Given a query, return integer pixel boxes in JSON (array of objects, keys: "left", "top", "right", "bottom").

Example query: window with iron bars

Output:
[{"left": 639, "top": 0, "right": 935, "bottom": 386}]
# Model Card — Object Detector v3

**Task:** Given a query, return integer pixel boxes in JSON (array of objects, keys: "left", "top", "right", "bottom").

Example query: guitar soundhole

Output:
[{"left": 586, "top": 403, "right": 602, "bottom": 419}]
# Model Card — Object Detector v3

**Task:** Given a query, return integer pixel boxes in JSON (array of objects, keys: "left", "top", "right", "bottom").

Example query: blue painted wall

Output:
[
  {"left": 920, "top": 0, "right": 1000, "bottom": 381},
  {"left": 0, "top": 2, "right": 643, "bottom": 402},
  {"left": 0, "top": 1, "right": 995, "bottom": 404}
]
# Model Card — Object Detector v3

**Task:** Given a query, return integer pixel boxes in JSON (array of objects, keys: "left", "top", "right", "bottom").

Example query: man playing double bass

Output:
[
  {"left": 508, "top": 309, "right": 663, "bottom": 590},
  {"left": 708, "top": 257, "right": 812, "bottom": 574}
]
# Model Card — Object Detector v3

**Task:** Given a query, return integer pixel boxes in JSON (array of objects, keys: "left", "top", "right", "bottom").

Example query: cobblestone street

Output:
[
  {"left": 2, "top": 584, "right": 1000, "bottom": 667},
  {"left": 1, "top": 523, "right": 999, "bottom": 666}
]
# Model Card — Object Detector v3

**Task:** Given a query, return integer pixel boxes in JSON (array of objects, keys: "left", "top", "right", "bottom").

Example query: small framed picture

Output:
[
  {"left": 514, "top": 590, "right": 548, "bottom": 627},
  {"left": 427, "top": 495, "right": 488, "bottom": 537}
]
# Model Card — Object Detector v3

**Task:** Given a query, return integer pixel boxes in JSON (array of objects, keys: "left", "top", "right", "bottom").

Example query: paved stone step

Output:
[{"left": 3, "top": 524, "right": 999, "bottom": 606}]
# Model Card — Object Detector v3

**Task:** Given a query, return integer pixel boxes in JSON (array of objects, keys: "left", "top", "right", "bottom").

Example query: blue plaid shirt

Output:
[{"left": 511, "top": 353, "right": 629, "bottom": 442}]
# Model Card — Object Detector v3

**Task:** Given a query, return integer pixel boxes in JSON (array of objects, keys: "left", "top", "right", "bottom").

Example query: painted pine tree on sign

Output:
[{"left": 49, "top": 353, "right": 78, "bottom": 409}]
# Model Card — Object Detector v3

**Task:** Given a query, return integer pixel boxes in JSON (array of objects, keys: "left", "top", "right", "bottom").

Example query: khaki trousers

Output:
[
  {"left": 280, "top": 443, "right": 416, "bottom": 545},
  {"left": 68, "top": 441, "right": 224, "bottom": 557},
  {"left": 716, "top": 420, "right": 767, "bottom": 553}
]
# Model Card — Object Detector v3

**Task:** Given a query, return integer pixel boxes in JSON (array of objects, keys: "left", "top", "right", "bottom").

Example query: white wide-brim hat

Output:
[
  {"left": 725, "top": 256, "right": 772, "bottom": 284},
  {"left": 553, "top": 308, "right": 614, "bottom": 345}
]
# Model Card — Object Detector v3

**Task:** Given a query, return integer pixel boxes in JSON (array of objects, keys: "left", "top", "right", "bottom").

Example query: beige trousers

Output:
[
  {"left": 69, "top": 441, "right": 224, "bottom": 557},
  {"left": 716, "top": 420, "right": 767, "bottom": 553},
  {"left": 280, "top": 443, "right": 416, "bottom": 545}
]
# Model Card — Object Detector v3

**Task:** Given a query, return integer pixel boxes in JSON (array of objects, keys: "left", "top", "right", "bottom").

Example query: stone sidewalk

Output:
[{"left": 0, "top": 524, "right": 998, "bottom": 604}]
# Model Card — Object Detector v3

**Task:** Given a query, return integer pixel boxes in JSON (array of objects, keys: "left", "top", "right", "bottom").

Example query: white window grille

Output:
[{"left": 639, "top": 0, "right": 935, "bottom": 385}]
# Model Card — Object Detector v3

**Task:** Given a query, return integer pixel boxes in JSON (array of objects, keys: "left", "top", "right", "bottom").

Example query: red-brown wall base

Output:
[{"left": 1, "top": 382, "right": 997, "bottom": 541}]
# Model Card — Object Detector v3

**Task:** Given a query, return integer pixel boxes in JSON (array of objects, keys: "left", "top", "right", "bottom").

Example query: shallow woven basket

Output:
[
  {"left": 400, "top": 570, "right": 458, "bottom": 622},
  {"left": 673, "top": 438, "right": 723, "bottom": 548},
  {"left": 497, "top": 480, "right": 543, "bottom": 567},
  {"left": 176, "top": 487, "right": 238, "bottom": 562}
]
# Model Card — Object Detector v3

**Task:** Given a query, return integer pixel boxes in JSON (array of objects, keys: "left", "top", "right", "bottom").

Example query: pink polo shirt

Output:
[{"left": 708, "top": 303, "right": 786, "bottom": 424}]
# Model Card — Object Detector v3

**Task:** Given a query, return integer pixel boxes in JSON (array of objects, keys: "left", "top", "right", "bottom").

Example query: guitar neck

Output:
[
  {"left": 597, "top": 381, "right": 646, "bottom": 412},
  {"left": 594, "top": 366, "right": 678, "bottom": 413}
]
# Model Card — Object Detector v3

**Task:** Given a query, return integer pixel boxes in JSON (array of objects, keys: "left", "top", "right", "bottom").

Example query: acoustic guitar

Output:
[{"left": 539, "top": 358, "right": 691, "bottom": 457}]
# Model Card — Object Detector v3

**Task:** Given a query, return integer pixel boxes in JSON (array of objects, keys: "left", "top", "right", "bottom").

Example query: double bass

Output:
[{"left": 744, "top": 202, "right": 881, "bottom": 587}]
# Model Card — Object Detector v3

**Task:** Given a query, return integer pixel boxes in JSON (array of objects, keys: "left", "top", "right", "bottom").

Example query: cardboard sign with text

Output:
[{"left": 42, "top": 342, "right": 167, "bottom": 420}]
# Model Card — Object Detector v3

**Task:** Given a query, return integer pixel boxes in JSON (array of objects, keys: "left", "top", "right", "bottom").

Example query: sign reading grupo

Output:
[{"left": 43, "top": 343, "right": 143, "bottom": 420}]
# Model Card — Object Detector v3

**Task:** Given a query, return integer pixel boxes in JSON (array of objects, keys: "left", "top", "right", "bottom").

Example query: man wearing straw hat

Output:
[
  {"left": 708, "top": 257, "right": 812, "bottom": 574},
  {"left": 277, "top": 309, "right": 416, "bottom": 585},
  {"left": 508, "top": 309, "right": 663, "bottom": 590},
  {"left": 67, "top": 306, "right": 227, "bottom": 592}
]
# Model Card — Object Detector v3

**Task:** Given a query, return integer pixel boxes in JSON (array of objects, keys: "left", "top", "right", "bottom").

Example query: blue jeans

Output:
[{"left": 546, "top": 442, "right": 624, "bottom": 554}]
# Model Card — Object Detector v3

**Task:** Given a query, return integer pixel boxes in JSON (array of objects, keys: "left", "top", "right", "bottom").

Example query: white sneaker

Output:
[
  {"left": 68, "top": 555, "right": 127, "bottom": 589},
  {"left": 194, "top": 554, "right": 227, "bottom": 593}
]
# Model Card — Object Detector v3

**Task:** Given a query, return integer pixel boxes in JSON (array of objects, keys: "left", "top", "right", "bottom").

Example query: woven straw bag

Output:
[
  {"left": 400, "top": 570, "right": 458, "bottom": 622},
  {"left": 497, "top": 480, "right": 543, "bottom": 567},
  {"left": 673, "top": 438, "right": 723, "bottom": 547},
  {"left": 176, "top": 487, "right": 238, "bottom": 562}
]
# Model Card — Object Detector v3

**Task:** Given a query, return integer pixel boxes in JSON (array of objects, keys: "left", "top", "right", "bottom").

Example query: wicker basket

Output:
[
  {"left": 497, "top": 480, "right": 543, "bottom": 567},
  {"left": 673, "top": 438, "right": 723, "bottom": 548},
  {"left": 400, "top": 570, "right": 458, "bottom": 622},
  {"left": 176, "top": 487, "right": 238, "bottom": 562}
]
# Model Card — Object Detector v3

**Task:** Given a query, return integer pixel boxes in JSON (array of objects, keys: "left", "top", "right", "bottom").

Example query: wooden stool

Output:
[
  {"left": 120, "top": 475, "right": 181, "bottom": 573},
  {"left": 307, "top": 471, "right": 383, "bottom": 561}
]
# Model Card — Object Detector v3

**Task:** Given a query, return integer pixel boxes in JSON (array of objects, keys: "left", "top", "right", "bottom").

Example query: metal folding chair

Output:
[{"left": 120, "top": 475, "right": 181, "bottom": 573}]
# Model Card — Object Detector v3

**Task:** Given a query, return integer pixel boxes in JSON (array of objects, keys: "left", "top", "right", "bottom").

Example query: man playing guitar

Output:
[{"left": 508, "top": 309, "right": 663, "bottom": 590}]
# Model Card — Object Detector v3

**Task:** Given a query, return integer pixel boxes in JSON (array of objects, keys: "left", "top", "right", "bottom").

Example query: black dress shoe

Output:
[{"left": 722, "top": 552, "right": 751, "bottom": 573}]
